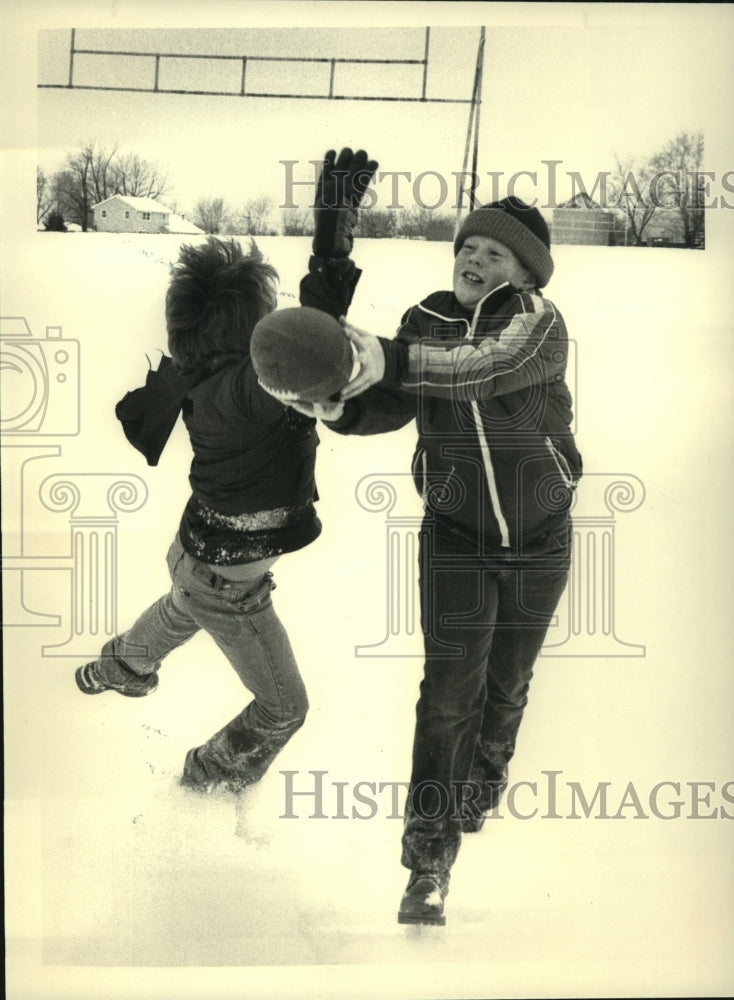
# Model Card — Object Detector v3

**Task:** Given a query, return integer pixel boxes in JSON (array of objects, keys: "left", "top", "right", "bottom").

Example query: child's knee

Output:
[
  {"left": 285, "top": 697, "right": 309, "bottom": 731},
  {"left": 261, "top": 695, "right": 308, "bottom": 732}
]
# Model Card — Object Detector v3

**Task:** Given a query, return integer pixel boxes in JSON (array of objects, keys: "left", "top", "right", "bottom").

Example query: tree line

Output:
[
  {"left": 37, "top": 142, "right": 172, "bottom": 232},
  {"left": 38, "top": 132, "right": 706, "bottom": 247},
  {"left": 36, "top": 141, "right": 457, "bottom": 240},
  {"left": 608, "top": 131, "right": 705, "bottom": 248}
]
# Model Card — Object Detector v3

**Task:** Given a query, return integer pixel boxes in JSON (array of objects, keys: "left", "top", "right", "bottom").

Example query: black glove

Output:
[
  {"left": 312, "top": 147, "right": 379, "bottom": 258},
  {"left": 300, "top": 255, "right": 361, "bottom": 320}
]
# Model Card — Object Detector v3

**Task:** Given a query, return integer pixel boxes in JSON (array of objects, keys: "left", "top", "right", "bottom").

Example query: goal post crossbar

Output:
[
  {"left": 38, "top": 26, "right": 486, "bottom": 214},
  {"left": 38, "top": 26, "right": 480, "bottom": 106}
]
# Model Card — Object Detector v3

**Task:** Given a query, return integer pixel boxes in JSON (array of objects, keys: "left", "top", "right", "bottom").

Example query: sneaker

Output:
[
  {"left": 75, "top": 660, "right": 158, "bottom": 698},
  {"left": 397, "top": 872, "right": 449, "bottom": 926}
]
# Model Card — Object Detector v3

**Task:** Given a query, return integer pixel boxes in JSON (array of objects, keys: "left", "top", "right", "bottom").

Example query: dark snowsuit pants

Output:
[{"left": 401, "top": 514, "right": 572, "bottom": 876}]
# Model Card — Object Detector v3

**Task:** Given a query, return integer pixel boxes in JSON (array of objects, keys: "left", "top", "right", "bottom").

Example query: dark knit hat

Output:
[{"left": 454, "top": 197, "right": 554, "bottom": 287}]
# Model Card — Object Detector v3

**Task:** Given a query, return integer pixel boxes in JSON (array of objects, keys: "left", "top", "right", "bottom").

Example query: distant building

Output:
[
  {"left": 641, "top": 209, "right": 690, "bottom": 248},
  {"left": 551, "top": 192, "right": 622, "bottom": 246},
  {"left": 91, "top": 195, "right": 204, "bottom": 235}
]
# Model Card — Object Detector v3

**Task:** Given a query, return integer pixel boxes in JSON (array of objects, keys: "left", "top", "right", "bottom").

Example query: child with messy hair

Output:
[
  {"left": 76, "top": 236, "right": 314, "bottom": 791},
  {"left": 75, "top": 147, "right": 376, "bottom": 795}
]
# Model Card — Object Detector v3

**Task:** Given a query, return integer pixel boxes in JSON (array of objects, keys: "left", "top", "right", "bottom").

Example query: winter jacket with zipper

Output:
[
  {"left": 177, "top": 255, "right": 361, "bottom": 566},
  {"left": 178, "top": 356, "right": 322, "bottom": 565},
  {"left": 327, "top": 281, "right": 582, "bottom": 551}
]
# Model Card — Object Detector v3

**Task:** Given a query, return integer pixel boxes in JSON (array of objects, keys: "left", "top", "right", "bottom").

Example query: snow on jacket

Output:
[
  {"left": 328, "top": 281, "right": 583, "bottom": 551},
  {"left": 178, "top": 358, "right": 322, "bottom": 565},
  {"left": 177, "top": 255, "right": 362, "bottom": 566}
]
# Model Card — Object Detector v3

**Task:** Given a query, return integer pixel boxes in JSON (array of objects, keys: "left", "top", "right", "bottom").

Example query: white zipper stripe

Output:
[
  {"left": 404, "top": 282, "right": 512, "bottom": 337},
  {"left": 545, "top": 436, "right": 576, "bottom": 488},
  {"left": 397, "top": 304, "right": 469, "bottom": 338},
  {"left": 469, "top": 282, "right": 511, "bottom": 337},
  {"left": 471, "top": 401, "right": 510, "bottom": 548},
  {"left": 412, "top": 286, "right": 547, "bottom": 549},
  {"left": 464, "top": 286, "right": 525, "bottom": 549}
]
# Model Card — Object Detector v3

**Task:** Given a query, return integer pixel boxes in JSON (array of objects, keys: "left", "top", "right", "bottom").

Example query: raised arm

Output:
[{"left": 298, "top": 147, "right": 378, "bottom": 320}]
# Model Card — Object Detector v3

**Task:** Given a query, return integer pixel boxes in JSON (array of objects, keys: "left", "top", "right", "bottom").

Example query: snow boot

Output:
[
  {"left": 398, "top": 871, "right": 449, "bottom": 926},
  {"left": 75, "top": 659, "right": 158, "bottom": 698},
  {"left": 180, "top": 747, "right": 227, "bottom": 794}
]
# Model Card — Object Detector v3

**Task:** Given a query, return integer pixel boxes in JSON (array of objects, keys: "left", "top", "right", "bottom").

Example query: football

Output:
[{"left": 250, "top": 306, "right": 354, "bottom": 402}]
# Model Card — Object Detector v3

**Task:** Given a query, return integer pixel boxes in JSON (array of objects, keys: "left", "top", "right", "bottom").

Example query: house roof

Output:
[
  {"left": 92, "top": 194, "right": 171, "bottom": 213},
  {"left": 166, "top": 213, "right": 205, "bottom": 235},
  {"left": 557, "top": 192, "right": 606, "bottom": 210}
]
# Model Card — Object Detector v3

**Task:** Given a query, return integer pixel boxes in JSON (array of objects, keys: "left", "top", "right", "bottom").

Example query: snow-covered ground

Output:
[{"left": 3, "top": 231, "right": 733, "bottom": 999}]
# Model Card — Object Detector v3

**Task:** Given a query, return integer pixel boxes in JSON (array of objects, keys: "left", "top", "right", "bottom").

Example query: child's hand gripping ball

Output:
[{"left": 251, "top": 306, "right": 354, "bottom": 404}]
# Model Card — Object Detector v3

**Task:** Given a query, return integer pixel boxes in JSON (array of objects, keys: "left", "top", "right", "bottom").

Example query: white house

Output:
[{"left": 91, "top": 195, "right": 204, "bottom": 235}]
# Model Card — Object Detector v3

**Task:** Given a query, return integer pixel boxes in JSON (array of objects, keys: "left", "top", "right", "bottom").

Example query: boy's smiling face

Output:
[{"left": 453, "top": 235, "right": 533, "bottom": 309}]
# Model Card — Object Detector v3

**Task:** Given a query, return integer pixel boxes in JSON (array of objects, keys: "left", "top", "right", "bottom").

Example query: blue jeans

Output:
[
  {"left": 401, "top": 515, "right": 572, "bottom": 875},
  {"left": 94, "top": 535, "right": 308, "bottom": 790}
]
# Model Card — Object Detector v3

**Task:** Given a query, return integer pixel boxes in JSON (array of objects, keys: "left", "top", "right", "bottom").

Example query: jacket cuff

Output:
[
  {"left": 299, "top": 256, "right": 362, "bottom": 320},
  {"left": 307, "top": 254, "right": 361, "bottom": 282},
  {"left": 322, "top": 403, "right": 356, "bottom": 433},
  {"left": 378, "top": 337, "right": 408, "bottom": 385}
]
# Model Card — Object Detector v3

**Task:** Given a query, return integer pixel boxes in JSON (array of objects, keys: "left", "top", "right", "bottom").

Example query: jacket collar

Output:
[{"left": 419, "top": 282, "right": 521, "bottom": 325}]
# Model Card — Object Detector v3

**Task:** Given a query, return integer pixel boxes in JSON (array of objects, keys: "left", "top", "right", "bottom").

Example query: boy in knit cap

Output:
[{"left": 290, "top": 197, "right": 582, "bottom": 925}]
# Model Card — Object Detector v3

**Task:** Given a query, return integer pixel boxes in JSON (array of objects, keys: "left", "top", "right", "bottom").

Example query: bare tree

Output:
[
  {"left": 610, "top": 154, "right": 659, "bottom": 246},
  {"left": 398, "top": 205, "right": 433, "bottom": 239},
  {"left": 111, "top": 152, "right": 170, "bottom": 201},
  {"left": 398, "top": 205, "right": 454, "bottom": 241},
  {"left": 649, "top": 131, "right": 705, "bottom": 248},
  {"left": 44, "top": 142, "right": 174, "bottom": 230},
  {"left": 37, "top": 167, "right": 54, "bottom": 225},
  {"left": 237, "top": 196, "right": 274, "bottom": 235},
  {"left": 48, "top": 142, "right": 120, "bottom": 230},
  {"left": 52, "top": 163, "right": 93, "bottom": 230},
  {"left": 87, "top": 143, "right": 119, "bottom": 204},
  {"left": 193, "top": 196, "right": 231, "bottom": 234},
  {"left": 354, "top": 208, "right": 397, "bottom": 239},
  {"left": 281, "top": 207, "right": 313, "bottom": 237}
]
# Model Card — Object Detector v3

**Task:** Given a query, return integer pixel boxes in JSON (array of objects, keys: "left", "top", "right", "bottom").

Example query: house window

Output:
[
  {"left": 124, "top": 211, "right": 130, "bottom": 219},
  {"left": 142, "top": 212, "right": 151, "bottom": 220},
  {"left": 101, "top": 210, "right": 107, "bottom": 218}
]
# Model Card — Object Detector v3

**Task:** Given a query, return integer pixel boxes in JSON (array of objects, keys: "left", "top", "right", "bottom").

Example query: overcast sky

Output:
[{"left": 32, "top": 3, "right": 734, "bottom": 219}]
